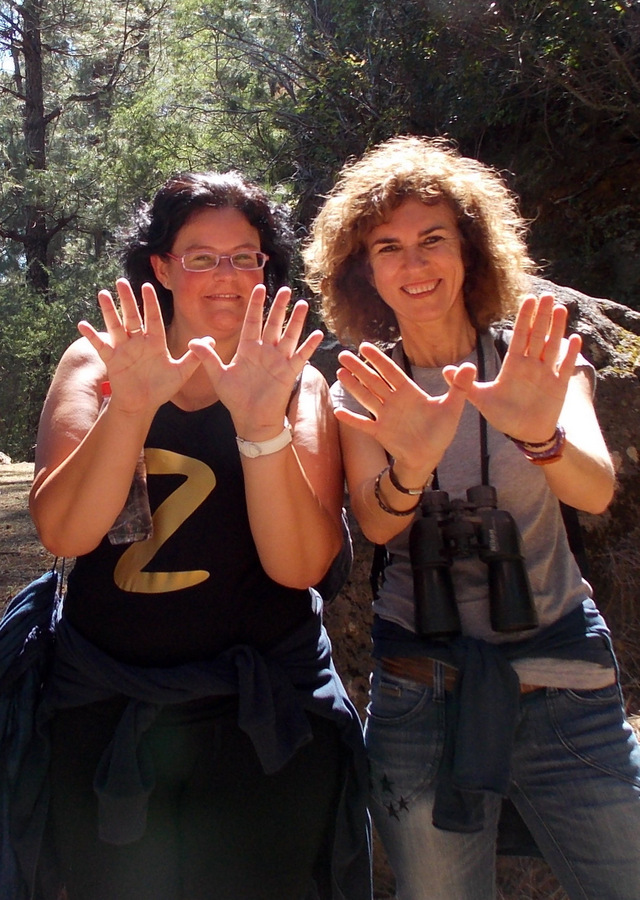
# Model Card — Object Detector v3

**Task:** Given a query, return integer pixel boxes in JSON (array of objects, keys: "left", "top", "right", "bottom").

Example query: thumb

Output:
[
  {"left": 188, "top": 337, "right": 224, "bottom": 378},
  {"left": 443, "top": 361, "right": 477, "bottom": 393},
  {"left": 175, "top": 347, "right": 203, "bottom": 381}
]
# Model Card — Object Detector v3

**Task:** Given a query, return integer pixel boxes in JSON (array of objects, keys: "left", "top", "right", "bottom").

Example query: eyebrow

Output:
[
  {"left": 368, "top": 224, "right": 451, "bottom": 249},
  {"left": 179, "top": 242, "right": 262, "bottom": 254}
]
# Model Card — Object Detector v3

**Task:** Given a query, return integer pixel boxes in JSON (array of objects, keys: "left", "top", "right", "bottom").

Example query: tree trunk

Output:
[{"left": 21, "top": 0, "right": 50, "bottom": 296}]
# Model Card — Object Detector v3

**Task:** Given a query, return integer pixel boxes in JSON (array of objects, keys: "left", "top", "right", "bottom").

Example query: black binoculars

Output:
[{"left": 409, "top": 485, "right": 538, "bottom": 638}]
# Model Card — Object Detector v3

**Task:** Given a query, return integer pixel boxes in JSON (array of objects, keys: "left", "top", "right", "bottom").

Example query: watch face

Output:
[{"left": 244, "top": 442, "right": 261, "bottom": 458}]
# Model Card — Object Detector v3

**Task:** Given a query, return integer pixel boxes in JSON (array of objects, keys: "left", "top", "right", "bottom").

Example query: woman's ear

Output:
[{"left": 150, "top": 254, "right": 171, "bottom": 290}]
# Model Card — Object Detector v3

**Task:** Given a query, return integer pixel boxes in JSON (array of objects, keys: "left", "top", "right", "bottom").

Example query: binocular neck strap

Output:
[
  {"left": 400, "top": 331, "right": 491, "bottom": 489},
  {"left": 476, "top": 332, "right": 490, "bottom": 487}
]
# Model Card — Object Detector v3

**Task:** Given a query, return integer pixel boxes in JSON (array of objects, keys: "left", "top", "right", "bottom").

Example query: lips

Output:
[{"left": 402, "top": 279, "right": 439, "bottom": 296}]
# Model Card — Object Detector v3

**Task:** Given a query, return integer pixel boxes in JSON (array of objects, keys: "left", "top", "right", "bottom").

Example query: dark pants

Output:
[{"left": 49, "top": 697, "right": 343, "bottom": 900}]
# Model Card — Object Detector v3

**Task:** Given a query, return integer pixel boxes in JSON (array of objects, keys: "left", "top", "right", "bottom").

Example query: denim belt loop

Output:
[{"left": 433, "top": 660, "right": 448, "bottom": 701}]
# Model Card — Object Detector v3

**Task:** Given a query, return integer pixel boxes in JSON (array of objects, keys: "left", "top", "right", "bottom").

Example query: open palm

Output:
[
  {"left": 444, "top": 294, "right": 581, "bottom": 442},
  {"left": 189, "top": 285, "right": 324, "bottom": 437},
  {"left": 78, "top": 279, "right": 201, "bottom": 415},
  {"left": 335, "top": 342, "right": 468, "bottom": 467}
]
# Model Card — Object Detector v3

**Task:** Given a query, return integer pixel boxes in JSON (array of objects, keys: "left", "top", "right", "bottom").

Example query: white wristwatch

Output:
[{"left": 235, "top": 421, "right": 293, "bottom": 458}]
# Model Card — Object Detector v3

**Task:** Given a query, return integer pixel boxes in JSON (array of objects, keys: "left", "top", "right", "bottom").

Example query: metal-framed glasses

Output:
[{"left": 165, "top": 249, "right": 269, "bottom": 272}]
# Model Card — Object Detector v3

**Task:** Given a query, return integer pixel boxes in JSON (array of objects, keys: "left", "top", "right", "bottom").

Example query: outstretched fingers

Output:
[
  {"left": 240, "top": 284, "right": 268, "bottom": 343},
  {"left": 509, "top": 293, "right": 575, "bottom": 369},
  {"left": 556, "top": 332, "right": 582, "bottom": 384}
]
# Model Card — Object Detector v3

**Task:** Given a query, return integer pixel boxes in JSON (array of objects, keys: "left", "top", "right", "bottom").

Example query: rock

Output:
[{"left": 0, "top": 452, "right": 12, "bottom": 465}]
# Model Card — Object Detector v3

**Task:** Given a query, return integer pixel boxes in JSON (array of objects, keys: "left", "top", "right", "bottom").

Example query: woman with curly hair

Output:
[
  {"left": 304, "top": 136, "right": 640, "bottom": 899},
  {"left": 29, "top": 170, "right": 371, "bottom": 900}
]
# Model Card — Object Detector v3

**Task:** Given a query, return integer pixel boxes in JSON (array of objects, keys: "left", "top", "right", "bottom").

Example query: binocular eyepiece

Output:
[{"left": 409, "top": 485, "right": 538, "bottom": 638}]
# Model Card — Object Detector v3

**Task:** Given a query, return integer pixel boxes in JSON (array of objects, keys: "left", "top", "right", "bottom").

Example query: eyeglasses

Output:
[{"left": 165, "top": 249, "right": 269, "bottom": 272}]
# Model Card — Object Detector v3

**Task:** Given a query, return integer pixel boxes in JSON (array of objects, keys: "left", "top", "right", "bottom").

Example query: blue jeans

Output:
[{"left": 365, "top": 663, "right": 640, "bottom": 900}]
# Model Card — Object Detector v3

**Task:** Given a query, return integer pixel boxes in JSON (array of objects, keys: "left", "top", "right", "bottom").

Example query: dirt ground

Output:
[{"left": 0, "top": 462, "right": 53, "bottom": 608}]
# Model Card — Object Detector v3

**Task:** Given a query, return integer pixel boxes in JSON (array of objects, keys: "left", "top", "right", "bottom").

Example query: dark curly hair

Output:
[
  {"left": 303, "top": 136, "right": 536, "bottom": 345},
  {"left": 122, "top": 171, "right": 295, "bottom": 324}
]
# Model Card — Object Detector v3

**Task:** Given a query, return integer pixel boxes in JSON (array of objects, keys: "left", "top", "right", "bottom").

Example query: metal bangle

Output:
[
  {"left": 388, "top": 460, "right": 430, "bottom": 496},
  {"left": 374, "top": 466, "right": 421, "bottom": 516}
]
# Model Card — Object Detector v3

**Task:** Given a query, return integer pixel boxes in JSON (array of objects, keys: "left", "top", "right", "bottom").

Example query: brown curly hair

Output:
[{"left": 303, "top": 135, "right": 536, "bottom": 345}]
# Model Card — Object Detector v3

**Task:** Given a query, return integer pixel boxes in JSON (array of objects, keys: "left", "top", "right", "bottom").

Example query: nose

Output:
[
  {"left": 402, "top": 244, "right": 429, "bottom": 268},
  {"left": 212, "top": 256, "right": 236, "bottom": 273}
]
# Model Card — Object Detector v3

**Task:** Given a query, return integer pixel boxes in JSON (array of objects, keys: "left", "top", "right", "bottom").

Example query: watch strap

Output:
[{"left": 236, "top": 421, "right": 293, "bottom": 458}]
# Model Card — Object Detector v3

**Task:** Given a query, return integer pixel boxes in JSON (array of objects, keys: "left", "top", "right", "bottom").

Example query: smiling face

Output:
[
  {"left": 366, "top": 197, "right": 468, "bottom": 337},
  {"left": 151, "top": 206, "right": 264, "bottom": 353}
]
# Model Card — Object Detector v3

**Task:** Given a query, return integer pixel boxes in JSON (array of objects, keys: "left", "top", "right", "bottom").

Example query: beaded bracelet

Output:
[
  {"left": 388, "top": 461, "right": 433, "bottom": 496},
  {"left": 508, "top": 425, "right": 566, "bottom": 465},
  {"left": 374, "top": 466, "right": 421, "bottom": 516}
]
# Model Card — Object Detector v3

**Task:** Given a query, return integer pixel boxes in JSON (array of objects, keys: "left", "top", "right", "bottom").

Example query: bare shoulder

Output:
[
  {"left": 34, "top": 337, "right": 108, "bottom": 470},
  {"left": 301, "top": 362, "right": 330, "bottom": 390},
  {"left": 47, "top": 336, "right": 105, "bottom": 400},
  {"left": 289, "top": 364, "right": 338, "bottom": 451},
  {"left": 55, "top": 335, "right": 106, "bottom": 379}
]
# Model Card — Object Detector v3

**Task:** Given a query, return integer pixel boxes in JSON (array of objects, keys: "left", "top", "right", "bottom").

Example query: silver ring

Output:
[{"left": 127, "top": 327, "right": 143, "bottom": 336}]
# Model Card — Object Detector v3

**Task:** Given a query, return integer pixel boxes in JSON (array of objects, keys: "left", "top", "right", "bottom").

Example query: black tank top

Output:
[{"left": 64, "top": 401, "right": 313, "bottom": 666}]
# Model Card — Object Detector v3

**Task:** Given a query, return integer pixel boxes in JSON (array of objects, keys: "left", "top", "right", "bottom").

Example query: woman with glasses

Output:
[{"left": 29, "top": 171, "right": 371, "bottom": 900}]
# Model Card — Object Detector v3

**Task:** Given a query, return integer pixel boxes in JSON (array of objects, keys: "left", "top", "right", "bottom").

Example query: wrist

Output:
[
  {"left": 508, "top": 425, "right": 566, "bottom": 465},
  {"left": 374, "top": 467, "right": 420, "bottom": 517},
  {"left": 388, "top": 459, "right": 434, "bottom": 495},
  {"left": 231, "top": 411, "right": 289, "bottom": 444},
  {"left": 236, "top": 419, "right": 292, "bottom": 458}
]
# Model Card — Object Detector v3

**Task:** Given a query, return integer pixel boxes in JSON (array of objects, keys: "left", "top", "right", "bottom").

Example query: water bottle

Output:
[{"left": 101, "top": 382, "right": 154, "bottom": 545}]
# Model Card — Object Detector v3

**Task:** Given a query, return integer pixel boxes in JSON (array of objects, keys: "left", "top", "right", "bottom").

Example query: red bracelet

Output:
[{"left": 509, "top": 425, "right": 566, "bottom": 465}]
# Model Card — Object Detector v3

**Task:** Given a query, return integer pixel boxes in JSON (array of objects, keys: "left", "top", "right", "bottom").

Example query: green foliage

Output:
[
  {"left": 0, "top": 289, "right": 75, "bottom": 461},
  {"left": 1, "top": 0, "right": 639, "bottom": 456}
]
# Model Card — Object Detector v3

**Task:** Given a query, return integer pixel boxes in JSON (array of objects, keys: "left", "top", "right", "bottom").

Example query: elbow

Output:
[
  {"left": 31, "top": 506, "right": 100, "bottom": 558},
  {"left": 33, "top": 523, "right": 99, "bottom": 559},
  {"left": 584, "top": 462, "right": 616, "bottom": 515},
  {"left": 583, "top": 486, "right": 615, "bottom": 516},
  {"left": 264, "top": 532, "right": 344, "bottom": 592},
  {"left": 569, "top": 476, "right": 615, "bottom": 517},
  {"left": 360, "top": 519, "right": 406, "bottom": 546}
]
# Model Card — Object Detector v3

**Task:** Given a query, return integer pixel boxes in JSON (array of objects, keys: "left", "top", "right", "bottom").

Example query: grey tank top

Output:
[{"left": 332, "top": 331, "right": 615, "bottom": 688}]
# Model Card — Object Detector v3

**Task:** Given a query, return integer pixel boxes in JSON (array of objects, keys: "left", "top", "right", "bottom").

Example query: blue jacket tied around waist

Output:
[{"left": 1, "top": 581, "right": 372, "bottom": 900}]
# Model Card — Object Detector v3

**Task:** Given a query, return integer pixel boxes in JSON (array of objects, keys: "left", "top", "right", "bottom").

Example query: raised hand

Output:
[
  {"left": 188, "top": 284, "right": 324, "bottom": 438},
  {"left": 443, "top": 293, "right": 581, "bottom": 442},
  {"left": 78, "top": 279, "right": 201, "bottom": 415},
  {"left": 336, "top": 342, "right": 469, "bottom": 469}
]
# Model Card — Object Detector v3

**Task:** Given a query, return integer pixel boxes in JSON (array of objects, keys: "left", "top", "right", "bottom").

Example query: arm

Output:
[
  {"left": 334, "top": 343, "right": 468, "bottom": 545},
  {"left": 30, "top": 281, "right": 200, "bottom": 556},
  {"left": 189, "top": 285, "right": 343, "bottom": 588},
  {"left": 240, "top": 364, "right": 344, "bottom": 588},
  {"left": 444, "top": 293, "right": 614, "bottom": 515},
  {"left": 537, "top": 369, "right": 614, "bottom": 514}
]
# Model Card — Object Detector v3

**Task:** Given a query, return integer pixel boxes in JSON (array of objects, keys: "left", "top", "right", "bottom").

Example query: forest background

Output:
[
  {"left": 1, "top": 4, "right": 639, "bottom": 896},
  {"left": 0, "top": 0, "right": 639, "bottom": 459}
]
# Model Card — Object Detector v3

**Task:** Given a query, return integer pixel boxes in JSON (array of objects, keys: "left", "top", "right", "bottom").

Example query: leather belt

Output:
[{"left": 381, "top": 656, "right": 545, "bottom": 694}]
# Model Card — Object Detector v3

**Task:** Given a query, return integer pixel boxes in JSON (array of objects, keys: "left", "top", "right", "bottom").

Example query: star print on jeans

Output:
[
  {"left": 379, "top": 772, "right": 410, "bottom": 816},
  {"left": 381, "top": 774, "right": 394, "bottom": 793}
]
